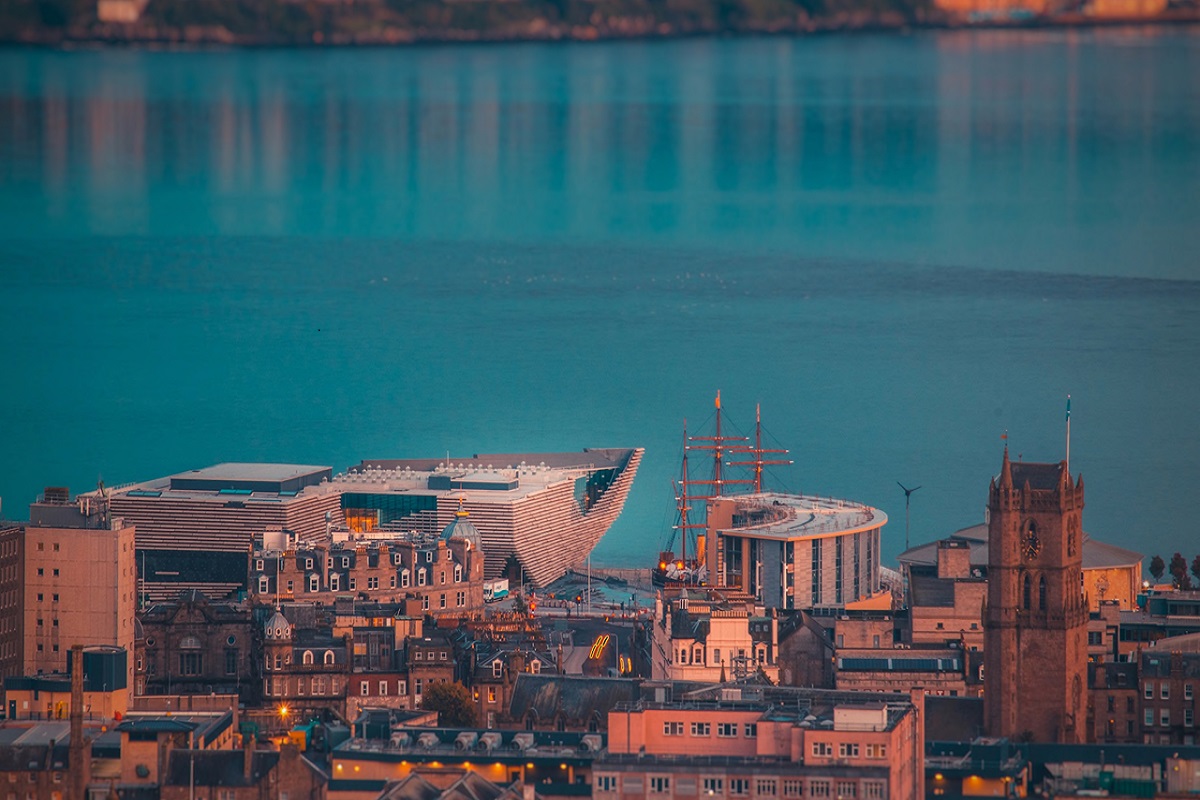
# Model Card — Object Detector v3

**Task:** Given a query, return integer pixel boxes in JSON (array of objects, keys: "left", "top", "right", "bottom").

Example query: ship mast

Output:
[{"left": 725, "top": 403, "right": 793, "bottom": 493}]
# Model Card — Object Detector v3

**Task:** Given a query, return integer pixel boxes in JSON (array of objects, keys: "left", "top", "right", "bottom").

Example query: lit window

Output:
[{"left": 488, "top": 687, "right": 497, "bottom": 703}]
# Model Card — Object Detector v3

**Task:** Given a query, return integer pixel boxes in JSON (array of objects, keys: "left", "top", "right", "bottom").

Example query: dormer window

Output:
[
  {"left": 493, "top": 660, "right": 503, "bottom": 677},
  {"left": 305, "top": 558, "right": 314, "bottom": 570},
  {"left": 255, "top": 559, "right": 264, "bottom": 572},
  {"left": 531, "top": 660, "right": 541, "bottom": 674},
  {"left": 454, "top": 565, "right": 463, "bottom": 583},
  {"left": 303, "top": 650, "right": 314, "bottom": 665},
  {"left": 258, "top": 576, "right": 270, "bottom": 594},
  {"left": 309, "top": 574, "right": 320, "bottom": 592},
  {"left": 418, "top": 569, "right": 427, "bottom": 587},
  {"left": 330, "top": 573, "right": 340, "bottom": 592},
  {"left": 324, "top": 650, "right": 335, "bottom": 665},
  {"left": 342, "top": 556, "right": 350, "bottom": 569}
]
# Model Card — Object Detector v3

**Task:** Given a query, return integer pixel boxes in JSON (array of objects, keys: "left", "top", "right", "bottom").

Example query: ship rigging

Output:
[{"left": 654, "top": 392, "right": 792, "bottom": 586}]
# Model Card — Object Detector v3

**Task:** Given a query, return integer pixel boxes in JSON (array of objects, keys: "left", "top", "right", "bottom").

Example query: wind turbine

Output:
[{"left": 897, "top": 482, "right": 922, "bottom": 551}]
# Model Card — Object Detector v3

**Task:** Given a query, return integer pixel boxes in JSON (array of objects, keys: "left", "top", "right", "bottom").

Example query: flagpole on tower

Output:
[{"left": 1065, "top": 395, "right": 1071, "bottom": 473}]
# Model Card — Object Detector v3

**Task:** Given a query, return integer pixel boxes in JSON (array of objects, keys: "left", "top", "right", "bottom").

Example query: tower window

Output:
[
  {"left": 1039, "top": 576, "right": 1047, "bottom": 611},
  {"left": 1023, "top": 575, "right": 1032, "bottom": 611}
]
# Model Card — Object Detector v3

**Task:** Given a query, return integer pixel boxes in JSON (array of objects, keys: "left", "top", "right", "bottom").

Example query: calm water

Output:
[{"left": 1, "top": 30, "right": 1198, "bottom": 570}]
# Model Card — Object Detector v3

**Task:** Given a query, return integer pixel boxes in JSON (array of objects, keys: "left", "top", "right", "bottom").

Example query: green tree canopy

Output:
[
  {"left": 1149, "top": 555, "right": 1165, "bottom": 581},
  {"left": 419, "top": 681, "right": 478, "bottom": 727},
  {"left": 1169, "top": 553, "right": 1192, "bottom": 590}
]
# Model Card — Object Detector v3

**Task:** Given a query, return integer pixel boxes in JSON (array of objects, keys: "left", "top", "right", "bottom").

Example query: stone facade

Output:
[{"left": 983, "top": 451, "right": 1088, "bottom": 743}]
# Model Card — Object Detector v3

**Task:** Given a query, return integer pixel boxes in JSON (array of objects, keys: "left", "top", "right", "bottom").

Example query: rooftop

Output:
[
  {"left": 714, "top": 492, "right": 886, "bottom": 541},
  {"left": 899, "top": 524, "right": 1142, "bottom": 570},
  {"left": 334, "top": 449, "right": 637, "bottom": 504}
]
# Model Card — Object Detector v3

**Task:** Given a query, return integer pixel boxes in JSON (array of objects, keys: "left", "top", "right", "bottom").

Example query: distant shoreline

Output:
[{"left": 3, "top": 7, "right": 1198, "bottom": 49}]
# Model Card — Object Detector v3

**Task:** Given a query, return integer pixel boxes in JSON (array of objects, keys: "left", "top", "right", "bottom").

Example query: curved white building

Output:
[
  {"left": 706, "top": 492, "right": 887, "bottom": 610},
  {"left": 336, "top": 448, "right": 643, "bottom": 588}
]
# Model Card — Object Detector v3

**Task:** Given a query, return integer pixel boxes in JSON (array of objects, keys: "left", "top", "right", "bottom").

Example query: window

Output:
[
  {"left": 225, "top": 650, "right": 238, "bottom": 675},
  {"left": 1184, "top": 708, "right": 1193, "bottom": 727},
  {"left": 418, "top": 569, "right": 427, "bottom": 587},
  {"left": 1162, "top": 684, "right": 1170, "bottom": 699},
  {"left": 324, "top": 650, "right": 335, "bottom": 665},
  {"left": 663, "top": 721, "right": 684, "bottom": 736},
  {"left": 756, "top": 779, "right": 777, "bottom": 796},
  {"left": 390, "top": 576, "right": 397, "bottom": 588},
  {"left": 439, "top": 594, "right": 446, "bottom": 609},
  {"left": 1185, "top": 684, "right": 1193, "bottom": 700},
  {"left": 596, "top": 775, "right": 618, "bottom": 793},
  {"left": 367, "top": 576, "right": 378, "bottom": 590},
  {"left": 1145, "top": 708, "right": 1155, "bottom": 726},
  {"left": 783, "top": 781, "right": 803, "bottom": 798},
  {"left": 348, "top": 577, "right": 356, "bottom": 590},
  {"left": 455, "top": 565, "right": 462, "bottom": 582},
  {"left": 650, "top": 777, "right": 670, "bottom": 794},
  {"left": 37, "top": 568, "right": 43, "bottom": 576},
  {"left": 492, "top": 660, "right": 503, "bottom": 677},
  {"left": 865, "top": 743, "right": 887, "bottom": 758},
  {"left": 1107, "top": 696, "right": 1115, "bottom": 712},
  {"left": 691, "top": 722, "right": 711, "bottom": 736},
  {"left": 361, "top": 681, "right": 370, "bottom": 696},
  {"left": 837, "top": 782, "right": 857, "bottom": 799},
  {"left": 1161, "top": 709, "right": 1170, "bottom": 727},
  {"left": 287, "top": 580, "right": 294, "bottom": 593},
  {"left": 179, "top": 653, "right": 202, "bottom": 676},
  {"left": 713, "top": 648, "right": 721, "bottom": 664},
  {"left": 255, "top": 559, "right": 264, "bottom": 571},
  {"left": 810, "top": 781, "right": 831, "bottom": 798},
  {"left": 717, "top": 722, "right": 738, "bottom": 737},
  {"left": 812, "top": 742, "right": 833, "bottom": 757},
  {"left": 303, "top": 650, "right": 314, "bottom": 665},
  {"left": 729, "top": 778, "right": 750, "bottom": 796},
  {"left": 422, "top": 596, "right": 430, "bottom": 611},
  {"left": 305, "top": 558, "right": 313, "bottom": 570},
  {"left": 839, "top": 742, "right": 860, "bottom": 758},
  {"left": 1127, "top": 696, "right": 1135, "bottom": 713},
  {"left": 864, "top": 783, "right": 885, "bottom": 800},
  {"left": 744, "top": 723, "right": 757, "bottom": 737},
  {"left": 488, "top": 687, "right": 497, "bottom": 703},
  {"left": 309, "top": 574, "right": 319, "bottom": 592},
  {"left": 703, "top": 778, "right": 725, "bottom": 795},
  {"left": 1145, "top": 682, "right": 1154, "bottom": 699},
  {"left": 401, "top": 570, "right": 410, "bottom": 588},
  {"left": 379, "top": 681, "right": 388, "bottom": 696},
  {"left": 530, "top": 659, "right": 541, "bottom": 673},
  {"left": 52, "top": 594, "right": 58, "bottom": 602},
  {"left": 440, "top": 650, "right": 448, "bottom": 661},
  {"left": 259, "top": 576, "right": 270, "bottom": 594},
  {"left": 329, "top": 573, "right": 340, "bottom": 592},
  {"left": 457, "top": 591, "right": 465, "bottom": 607}
]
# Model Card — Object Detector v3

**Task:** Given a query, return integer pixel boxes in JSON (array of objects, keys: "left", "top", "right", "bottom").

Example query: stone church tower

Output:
[{"left": 983, "top": 447, "right": 1088, "bottom": 743}]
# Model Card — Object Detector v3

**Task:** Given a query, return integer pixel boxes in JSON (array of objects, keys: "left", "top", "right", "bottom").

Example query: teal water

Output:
[{"left": 1, "top": 30, "right": 1198, "bottom": 569}]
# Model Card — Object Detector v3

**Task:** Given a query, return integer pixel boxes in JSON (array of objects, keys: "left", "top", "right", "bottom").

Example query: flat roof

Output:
[
  {"left": 172, "top": 463, "right": 331, "bottom": 483},
  {"left": 714, "top": 492, "right": 886, "bottom": 541}
]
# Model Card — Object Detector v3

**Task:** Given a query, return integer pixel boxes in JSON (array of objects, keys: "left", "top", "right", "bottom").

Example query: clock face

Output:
[{"left": 1024, "top": 530, "right": 1041, "bottom": 560}]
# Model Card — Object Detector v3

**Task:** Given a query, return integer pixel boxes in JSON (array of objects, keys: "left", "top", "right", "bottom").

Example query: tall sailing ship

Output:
[{"left": 653, "top": 392, "right": 791, "bottom": 587}]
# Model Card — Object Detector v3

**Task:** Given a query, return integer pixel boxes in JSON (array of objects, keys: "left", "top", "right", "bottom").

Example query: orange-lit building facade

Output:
[{"left": 598, "top": 685, "right": 923, "bottom": 800}]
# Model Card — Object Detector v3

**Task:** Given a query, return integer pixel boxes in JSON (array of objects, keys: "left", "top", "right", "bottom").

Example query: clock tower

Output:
[{"left": 983, "top": 447, "right": 1088, "bottom": 743}]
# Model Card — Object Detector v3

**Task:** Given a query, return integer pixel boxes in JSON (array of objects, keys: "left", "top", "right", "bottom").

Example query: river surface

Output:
[{"left": 1, "top": 29, "right": 1198, "bottom": 570}]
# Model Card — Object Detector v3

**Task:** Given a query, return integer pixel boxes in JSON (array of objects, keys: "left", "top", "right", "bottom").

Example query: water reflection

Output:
[{"left": 0, "top": 31, "right": 1196, "bottom": 276}]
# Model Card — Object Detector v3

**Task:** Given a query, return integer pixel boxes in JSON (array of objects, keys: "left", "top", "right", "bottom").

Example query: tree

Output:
[
  {"left": 1149, "top": 555, "right": 1165, "bottom": 582},
  {"left": 1169, "top": 553, "right": 1192, "bottom": 590},
  {"left": 419, "top": 681, "right": 477, "bottom": 727},
  {"left": 1191, "top": 554, "right": 1200, "bottom": 587}
]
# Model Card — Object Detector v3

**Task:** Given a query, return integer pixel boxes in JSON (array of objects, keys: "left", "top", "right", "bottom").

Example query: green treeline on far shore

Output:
[{"left": 2, "top": 0, "right": 940, "bottom": 46}]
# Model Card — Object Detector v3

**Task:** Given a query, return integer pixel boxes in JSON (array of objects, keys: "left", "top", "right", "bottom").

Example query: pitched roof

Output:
[{"left": 508, "top": 674, "right": 638, "bottom": 723}]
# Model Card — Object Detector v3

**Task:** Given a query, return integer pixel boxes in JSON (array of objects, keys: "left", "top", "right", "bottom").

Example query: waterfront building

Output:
[
  {"left": 334, "top": 448, "right": 643, "bottom": 587},
  {"left": 23, "top": 490, "right": 136, "bottom": 689},
  {"left": 704, "top": 492, "right": 886, "bottom": 610},
  {"left": 598, "top": 683, "right": 924, "bottom": 800},
  {"left": 84, "top": 463, "right": 344, "bottom": 601},
  {"left": 983, "top": 450, "right": 1088, "bottom": 744}
]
